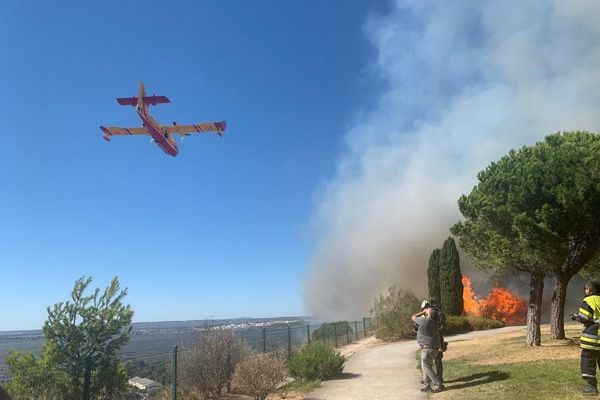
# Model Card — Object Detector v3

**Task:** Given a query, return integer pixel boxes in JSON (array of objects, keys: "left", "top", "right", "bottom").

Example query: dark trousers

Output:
[
  {"left": 435, "top": 350, "right": 444, "bottom": 383},
  {"left": 581, "top": 349, "right": 600, "bottom": 386},
  {"left": 435, "top": 333, "right": 445, "bottom": 383}
]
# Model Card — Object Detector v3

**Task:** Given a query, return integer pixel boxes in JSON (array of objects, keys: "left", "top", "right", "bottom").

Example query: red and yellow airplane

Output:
[{"left": 100, "top": 81, "right": 226, "bottom": 157}]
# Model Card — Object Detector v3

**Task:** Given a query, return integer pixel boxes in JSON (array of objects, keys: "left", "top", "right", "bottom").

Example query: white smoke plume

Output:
[{"left": 304, "top": 1, "right": 600, "bottom": 320}]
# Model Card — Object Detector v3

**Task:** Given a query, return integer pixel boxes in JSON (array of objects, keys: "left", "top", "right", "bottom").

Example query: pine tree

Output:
[
  {"left": 427, "top": 249, "right": 441, "bottom": 303},
  {"left": 439, "top": 237, "right": 464, "bottom": 315}
]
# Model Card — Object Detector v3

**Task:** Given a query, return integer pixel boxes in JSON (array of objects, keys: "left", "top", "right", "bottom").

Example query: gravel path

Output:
[{"left": 304, "top": 326, "right": 525, "bottom": 400}]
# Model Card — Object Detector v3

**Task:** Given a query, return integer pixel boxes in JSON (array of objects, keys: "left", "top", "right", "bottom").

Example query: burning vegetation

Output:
[{"left": 462, "top": 276, "right": 527, "bottom": 325}]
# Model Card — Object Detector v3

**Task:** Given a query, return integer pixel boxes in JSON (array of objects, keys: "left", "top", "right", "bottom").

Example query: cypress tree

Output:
[
  {"left": 427, "top": 249, "right": 441, "bottom": 303},
  {"left": 439, "top": 237, "right": 464, "bottom": 315}
]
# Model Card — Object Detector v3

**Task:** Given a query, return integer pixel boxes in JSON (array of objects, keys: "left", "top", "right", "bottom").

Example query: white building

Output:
[{"left": 128, "top": 376, "right": 163, "bottom": 393}]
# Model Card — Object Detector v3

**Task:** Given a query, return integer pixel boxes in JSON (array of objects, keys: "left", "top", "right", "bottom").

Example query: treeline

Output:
[
  {"left": 371, "top": 131, "right": 600, "bottom": 347},
  {"left": 452, "top": 131, "right": 600, "bottom": 345}
]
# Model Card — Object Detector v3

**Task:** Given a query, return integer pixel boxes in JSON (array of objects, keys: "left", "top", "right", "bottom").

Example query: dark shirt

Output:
[{"left": 415, "top": 316, "right": 441, "bottom": 348}]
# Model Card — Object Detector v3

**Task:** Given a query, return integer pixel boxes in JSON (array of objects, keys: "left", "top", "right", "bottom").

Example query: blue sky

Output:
[
  {"left": 4, "top": 1, "right": 600, "bottom": 330},
  {"left": 0, "top": 0, "right": 389, "bottom": 330}
]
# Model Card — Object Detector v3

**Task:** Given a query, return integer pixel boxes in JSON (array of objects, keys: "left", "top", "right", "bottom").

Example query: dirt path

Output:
[{"left": 304, "top": 326, "right": 525, "bottom": 400}]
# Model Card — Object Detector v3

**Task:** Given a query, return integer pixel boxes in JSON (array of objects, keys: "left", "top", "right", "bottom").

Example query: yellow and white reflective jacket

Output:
[{"left": 579, "top": 295, "right": 600, "bottom": 351}]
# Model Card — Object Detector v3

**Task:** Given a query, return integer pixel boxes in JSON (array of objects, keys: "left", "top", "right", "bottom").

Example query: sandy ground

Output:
[{"left": 338, "top": 335, "right": 385, "bottom": 358}]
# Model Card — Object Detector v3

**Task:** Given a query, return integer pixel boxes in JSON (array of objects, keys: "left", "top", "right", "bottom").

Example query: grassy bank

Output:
[{"left": 432, "top": 323, "right": 588, "bottom": 399}]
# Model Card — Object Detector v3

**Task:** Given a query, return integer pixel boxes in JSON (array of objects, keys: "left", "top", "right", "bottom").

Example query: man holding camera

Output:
[
  {"left": 428, "top": 300, "right": 447, "bottom": 383},
  {"left": 412, "top": 302, "right": 444, "bottom": 393}
]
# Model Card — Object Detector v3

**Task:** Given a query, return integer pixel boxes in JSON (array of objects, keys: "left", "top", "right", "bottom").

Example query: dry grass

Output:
[
  {"left": 443, "top": 324, "right": 581, "bottom": 365},
  {"left": 432, "top": 322, "right": 589, "bottom": 400}
]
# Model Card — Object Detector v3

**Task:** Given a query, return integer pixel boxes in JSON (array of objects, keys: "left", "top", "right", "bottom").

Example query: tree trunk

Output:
[
  {"left": 550, "top": 275, "right": 570, "bottom": 340},
  {"left": 526, "top": 271, "right": 544, "bottom": 346}
]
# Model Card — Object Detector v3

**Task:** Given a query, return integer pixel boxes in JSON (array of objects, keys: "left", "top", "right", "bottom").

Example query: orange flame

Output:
[
  {"left": 462, "top": 275, "right": 527, "bottom": 324},
  {"left": 462, "top": 275, "right": 480, "bottom": 314}
]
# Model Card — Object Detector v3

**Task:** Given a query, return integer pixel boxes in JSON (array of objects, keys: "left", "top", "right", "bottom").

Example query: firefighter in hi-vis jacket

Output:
[{"left": 572, "top": 280, "right": 600, "bottom": 396}]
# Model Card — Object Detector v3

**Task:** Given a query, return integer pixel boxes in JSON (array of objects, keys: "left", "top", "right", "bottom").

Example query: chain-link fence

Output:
[{"left": 242, "top": 318, "right": 373, "bottom": 355}]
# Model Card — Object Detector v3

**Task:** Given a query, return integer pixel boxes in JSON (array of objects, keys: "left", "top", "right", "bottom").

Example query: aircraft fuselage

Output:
[{"left": 136, "top": 106, "right": 179, "bottom": 157}]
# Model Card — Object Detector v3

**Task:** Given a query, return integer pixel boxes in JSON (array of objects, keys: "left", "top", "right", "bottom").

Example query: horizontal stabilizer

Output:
[{"left": 116, "top": 95, "right": 171, "bottom": 106}]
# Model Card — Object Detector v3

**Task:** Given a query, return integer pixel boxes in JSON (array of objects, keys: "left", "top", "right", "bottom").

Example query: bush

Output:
[
  {"left": 288, "top": 342, "right": 344, "bottom": 381},
  {"left": 5, "top": 351, "right": 65, "bottom": 400},
  {"left": 179, "top": 328, "right": 247, "bottom": 399},
  {"left": 233, "top": 351, "right": 287, "bottom": 400},
  {"left": 443, "top": 315, "right": 504, "bottom": 335},
  {"left": 466, "top": 315, "right": 505, "bottom": 330},
  {"left": 443, "top": 316, "right": 472, "bottom": 335},
  {"left": 370, "top": 286, "right": 420, "bottom": 340}
]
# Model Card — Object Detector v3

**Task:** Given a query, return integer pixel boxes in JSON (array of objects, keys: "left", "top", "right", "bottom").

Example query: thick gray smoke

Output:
[{"left": 304, "top": 1, "right": 600, "bottom": 320}]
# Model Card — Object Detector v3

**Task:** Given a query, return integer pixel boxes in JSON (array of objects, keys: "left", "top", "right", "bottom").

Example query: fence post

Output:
[
  {"left": 346, "top": 322, "right": 350, "bottom": 344},
  {"left": 306, "top": 324, "right": 311, "bottom": 345},
  {"left": 82, "top": 356, "right": 91, "bottom": 400},
  {"left": 334, "top": 323, "right": 338, "bottom": 347},
  {"left": 262, "top": 328, "right": 267, "bottom": 353},
  {"left": 171, "top": 345, "right": 178, "bottom": 400},
  {"left": 287, "top": 325, "right": 292, "bottom": 359},
  {"left": 354, "top": 321, "right": 359, "bottom": 341},
  {"left": 369, "top": 318, "right": 373, "bottom": 335}
]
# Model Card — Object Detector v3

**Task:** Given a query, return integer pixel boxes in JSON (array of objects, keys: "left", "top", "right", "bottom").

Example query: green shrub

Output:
[
  {"left": 466, "top": 315, "right": 505, "bottom": 330},
  {"left": 370, "top": 286, "right": 420, "bottom": 340},
  {"left": 443, "top": 315, "right": 472, "bottom": 335},
  {"left": 443, "top": 315, "right": 504, "bottom": 335},
  {"left": 288, "top": 341, "right": 345, "bottom": 381}
]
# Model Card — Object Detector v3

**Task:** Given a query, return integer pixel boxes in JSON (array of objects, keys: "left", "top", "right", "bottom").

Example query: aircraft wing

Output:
[
  {"left": 165, "top": 121, "right": 227, "bottom": 137},
  {"left": 100, "top": 126, "right": 150, "bottom": 141}
]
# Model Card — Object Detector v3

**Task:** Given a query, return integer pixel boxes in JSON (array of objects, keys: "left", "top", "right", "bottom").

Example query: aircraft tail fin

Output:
[
  {"left": 137, "top": 81, "right": 145, "bottom": 110},
  {"left": 215, "top": 121, "right": 227, "bottom": 137}
]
